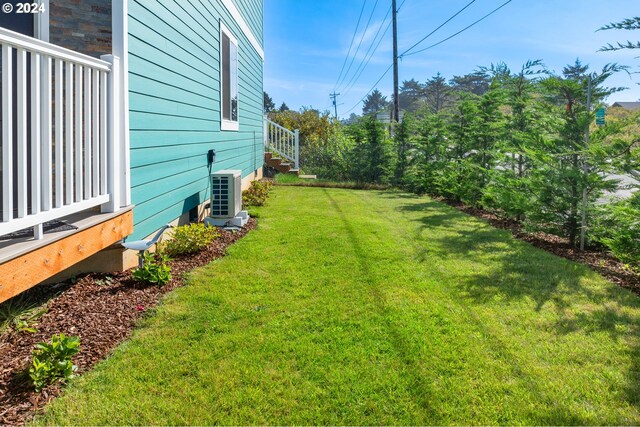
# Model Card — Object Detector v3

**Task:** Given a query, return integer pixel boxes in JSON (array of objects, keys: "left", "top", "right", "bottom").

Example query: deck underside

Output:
[{"left": 0, "top": 208, "right": 133, "bottom": 303}]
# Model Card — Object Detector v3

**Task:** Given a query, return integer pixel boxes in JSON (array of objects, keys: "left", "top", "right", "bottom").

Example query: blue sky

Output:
[{"left": 263, "top": 0, "right": 640, "bottom": 118}]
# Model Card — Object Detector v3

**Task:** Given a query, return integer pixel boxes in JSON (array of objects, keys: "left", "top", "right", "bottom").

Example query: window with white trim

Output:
[{"left": 220, "top": 21, "right": 238, "bottom": 131}]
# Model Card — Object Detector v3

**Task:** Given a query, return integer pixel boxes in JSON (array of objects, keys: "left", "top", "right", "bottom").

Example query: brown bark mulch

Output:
[
  {"left": 0, "top": 219, "right": 256, "bottom": 426},
  {"left": 446, "top": 202, "right": 640, "bottom": 295}
]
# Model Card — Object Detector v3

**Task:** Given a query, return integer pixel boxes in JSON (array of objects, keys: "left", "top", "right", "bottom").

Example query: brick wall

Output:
[{"left": 49, "top": 0, "right": 112, "bottom": 58}]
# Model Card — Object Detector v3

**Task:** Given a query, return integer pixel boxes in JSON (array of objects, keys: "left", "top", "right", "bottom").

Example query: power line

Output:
[
  {"left": 336, "top": 0, "right": 382, "bottom": 90},
  {"left": 340, "top": 0, "right": 513, "bottom": 116},
  {"left": 341, "top": 20, "right": 392, "bottom": 97},
  {"left": 334, "top": 0, "right": 368, "bottom": 91},
  {"left": 400, "top": 0, "right": 478, "bottom": 57},
  {"left": 401, "top": 0, "right": 514, "bottom": 58},
  {"left": 340, "top": 0, "right": 407, "bottom": 115},
  {"left": 340, "top": 0, "right": 406, "bottom": 97},
  {"left": 340, "top": 8, "right": 392, "bottom": 95},
  {"left": 341, "top": 64, "right": 393, "bottom": 115}
]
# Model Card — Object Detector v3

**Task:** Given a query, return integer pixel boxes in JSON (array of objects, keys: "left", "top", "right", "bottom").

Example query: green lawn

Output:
[{"left": 39, "top": 187, "right": 640, "bottom": 425}]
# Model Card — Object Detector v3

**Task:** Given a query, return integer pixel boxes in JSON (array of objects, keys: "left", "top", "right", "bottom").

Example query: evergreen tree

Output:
[
  {"left": 263, "top": 92, "right": 275, "bottom": 113},
  {"left": 530, "top": 61, "right": 627, "bottom": 246},
  {"left": 406, "top": 112, "right": 449, "bottom": 194},
  {"left": 362, "top": 89, "right": 389, "bottom": 115},
  {"left": 342, "top": 113, "right": 360, "bottom": 125},
  {"left": 442, "top": 88, "right": 506, "bottom": 206},
  {"left": 450, "top": 72, "right": 491, "bottom": 96},
  {"left": 423, "top": 73, "right": 452, "bottom": 113},
  {"left": 398, "top": 79, "right": 424, "bottom": 111},
  {"left": 393, "top": 115, "right": 414, "bottom": 185},
  {"left": 349, "top": 116, "right": 392, "bottom": 184},
  {"left": 598, "top": 17, "right": 640, "bottom": 52},
  {"left": 278, "top": 102, "right": 290, "bottom": 112},
  {"left": 441, "top": 94, "right": 481, "bottom": 203},
  {"left": 483, "top": 60, "right": 548, "bottom": 220},
  {"left": 561, "top": 59, "right": 589, "bottom": 81}
]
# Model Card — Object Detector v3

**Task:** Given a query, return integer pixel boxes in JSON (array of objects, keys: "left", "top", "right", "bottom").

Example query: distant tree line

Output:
[{"left": 264, "top": 91, "right": 289, "bottom": 114}]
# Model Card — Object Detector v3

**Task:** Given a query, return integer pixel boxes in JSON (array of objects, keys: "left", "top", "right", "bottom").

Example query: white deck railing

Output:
[
  {"left": 264, "top": 118, "right": 299, "bottom": 170},
  {"left": 0, "top": 27, "right": 120, "bottom": 239}
]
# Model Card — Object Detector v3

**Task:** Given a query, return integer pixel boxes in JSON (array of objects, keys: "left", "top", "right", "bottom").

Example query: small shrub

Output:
[
  {"left": 164, "top": 223, "right": 219, "bottom": 256},
  {"left": 592, "top": 193, "right": 640, "bottom": 269},
  {"left": 132, "top": 251, "right": 172, "bottom": 286},
  {"left": 242, "top": 180, "right": 274, "bottom": 208},
  {"left": 95, "top": 275, "right": 115, "bottom": 287},
  {"left": 29, "top": 333, "right": 80, "bottom": 392}
]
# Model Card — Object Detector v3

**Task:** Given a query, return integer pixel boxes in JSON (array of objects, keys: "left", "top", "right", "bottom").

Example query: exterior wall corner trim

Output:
[
  {"left": 112, "top": 0, "right": 131, "bottom": 207},
  {"left": 220, "top": 0, "right": 264, "bottom": 61}
]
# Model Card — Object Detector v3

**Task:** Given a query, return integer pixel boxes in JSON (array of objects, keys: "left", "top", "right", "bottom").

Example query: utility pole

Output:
[
  {"left": 580, "top": 75, "right": 592, "bottom": 251},
  {"left": 330, "top": 92, "right": 340, "bottom": 120},
  {"left": 392, "top": 0, "right": 399, "bottom": 123}
]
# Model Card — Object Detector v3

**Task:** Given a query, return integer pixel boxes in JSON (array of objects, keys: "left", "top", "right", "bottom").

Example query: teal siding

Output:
[
  {"left": 231, "top": 0, "right": 263, "bottom": 47},
  {"left": 128, "top": 0, "right": 264, "bottom": 240}
]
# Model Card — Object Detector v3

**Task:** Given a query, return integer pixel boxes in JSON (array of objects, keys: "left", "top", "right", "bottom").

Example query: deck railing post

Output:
[
  {"left": 263, "top": 118, "right": 300, "bottom": 169},
  {"left": 100, "top": 54, "right": 120, "bottom": 213},
  {"left": 2, "top": 44, "right": 13, "bottom": 223},
  {"left": 294, "top": 129, "right": 299, "bottom": 170},
  {"left": 263, "top": 117, "right": 268, "bottom": 148}
]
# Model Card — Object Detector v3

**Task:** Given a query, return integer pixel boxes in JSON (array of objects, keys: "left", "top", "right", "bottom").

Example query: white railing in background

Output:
[
  {"left": 264, "top": 118, "right": 299, "bottom": 170},
  {"left": 0, "top": 27, "right": 120, "bottom": 240}
]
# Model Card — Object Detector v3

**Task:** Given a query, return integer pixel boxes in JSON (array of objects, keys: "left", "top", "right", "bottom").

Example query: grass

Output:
[
  {"left": 274, "top": 172, "right": 390, "bottom": 189},
  {"left": 38, "top": 187, "right": 640, "bottom": 425},
  {"left": 0, "top": 295, "right": 48, "bottom": 336},
  {"left": 273, "top": 172, "right": 307, "bottom": 183}
]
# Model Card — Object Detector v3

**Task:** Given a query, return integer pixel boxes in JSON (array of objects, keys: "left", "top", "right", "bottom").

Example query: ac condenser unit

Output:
[{"left": 205, "top": 170, "right": 249, "bottom": 227}]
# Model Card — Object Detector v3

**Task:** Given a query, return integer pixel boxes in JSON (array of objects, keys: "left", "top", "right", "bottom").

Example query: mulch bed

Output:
[
  {"left": 0, "top": 219, "right": 256, "bottom": 426},
  {"left": 444, "top": 201, "right": 640, "bottom": 294}
]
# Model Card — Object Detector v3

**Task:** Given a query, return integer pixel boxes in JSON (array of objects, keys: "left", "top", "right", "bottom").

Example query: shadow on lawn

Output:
[
  {"left": 386, "top": 192, "right": 640, "bottom": 422},
  {"left": 323, "top": 189, "right": 441, "bottom": 421}
]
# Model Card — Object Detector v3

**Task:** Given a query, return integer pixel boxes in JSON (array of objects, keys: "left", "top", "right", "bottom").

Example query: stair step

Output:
[
  {"left": 274, "top": 163, "right": 291, "bottom": 173},
  {"left": 265, "top": 153, "right": 299, "bottom": 175},
  {"left": 266, "top": 157, "right": 283, "bottom": 166}
]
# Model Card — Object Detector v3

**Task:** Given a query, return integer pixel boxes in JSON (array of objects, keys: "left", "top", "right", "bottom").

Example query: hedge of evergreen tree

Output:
[{"left": 271, "top": 59, "right": 640, "bottom": 267}]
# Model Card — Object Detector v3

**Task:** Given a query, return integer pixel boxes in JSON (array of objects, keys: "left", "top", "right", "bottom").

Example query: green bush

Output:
[
  {"left": 132, "top": 251, "right": 172, "bottom": 286},
  {"left": 592, "top": 193, "right": 640, "bottom": 269},
  {"left": 268, "top": 107, "right": 333, "bottom": 147},
  {"left": 29, "top": 333, "right": 80, "bottom": 392},
  {"left": 347, "top": 116, "right": 394, "bottom": 185},
  {"left": 164, "top": 223, "right": 219, "bottom": 256},
  {"left": 483, "top": 167, "right": 531, "bottom": 221},
  {"left": 300, "top": 127, "right": 354, "bottom": 181},
  {"left": 242, "top": 180, "right": 273, "bottom": 208}
]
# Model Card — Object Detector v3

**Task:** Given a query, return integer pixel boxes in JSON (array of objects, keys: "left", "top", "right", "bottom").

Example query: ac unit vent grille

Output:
[
  {"left": 211, "top": 176, "right": 230, "bottom": 216},
  {"left": 209, "top": 170, "right": 242, "bottom": 219}
]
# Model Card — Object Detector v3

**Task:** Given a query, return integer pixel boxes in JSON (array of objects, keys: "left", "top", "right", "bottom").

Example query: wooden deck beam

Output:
[{"left": 0, "top": 210, "right": 133, "bottom": 304}]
